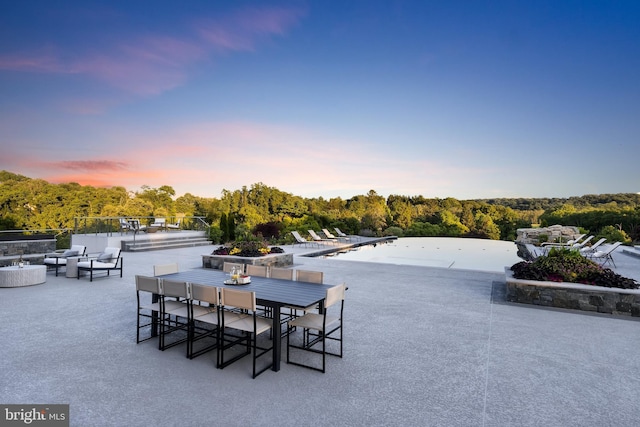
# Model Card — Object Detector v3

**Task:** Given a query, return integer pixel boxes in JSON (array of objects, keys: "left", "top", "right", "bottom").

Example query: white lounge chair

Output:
[
  {"left": 323, "top": 228, "right": 349, "bottom": 242},
  {"left": 291, "top": 231, "right": 317, "bottom": 247},
  {"left": 308, "top": 230, "right": 338, "bottom": 245},
  {"left": 166, "top": 218, "right": 182, "bottom": 230},
  {"left": 586, "top": 241, "right": 623, "bottom": 267},
  {"left": 579, "top": 238, "right": 607, "bottom": 255},
  {"left": 335, "top": 227, "right": 360, "bottom": 241}
]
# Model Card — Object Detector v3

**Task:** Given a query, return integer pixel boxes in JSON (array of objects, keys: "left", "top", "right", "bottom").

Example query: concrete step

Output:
[{"left": 123, "top": 237, "right": 211, "bottom": 252}]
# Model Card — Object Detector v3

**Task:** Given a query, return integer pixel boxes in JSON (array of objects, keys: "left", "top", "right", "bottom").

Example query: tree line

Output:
[{"left": 2, "top": 170, "right": 639, "bottom": 244}]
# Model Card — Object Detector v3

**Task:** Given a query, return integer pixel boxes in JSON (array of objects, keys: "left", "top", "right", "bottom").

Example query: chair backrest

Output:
[
  {"left": 104, "top": 247, "right": 121, "bottom": 258},
  {"left": 296, "top": 269, "right": 323, "bottom": 284},
  {"left": 325, "top": 283, "right": 346, "bottom": 308},
  {"left": 583, "top": 238, "right": 606, "bottom": 251},
  {"left": 223, "top": 262, "right": 244, "bottom": 273},
  {"left": 601, "top": 241, "right": 623, "bottom": 255},
  {"left": 70, "top": 245, "right": 86, "bottom": 256},
  {"left": 308, "top": 230, "right": 322, "bottom": 240},
  {"left": 334, "top": 227, "right": 347, "bottom": 237},
  {"left": 291, "top": 231, "right": 306, "bottom": 243},
  {"left": 136, "top": 275, "right": 160, "bottom": 293},
  {"left": 154, "top": 263, "right": 179, "bottom": 276},
  {"left": 161, "top": 279, "right": 189, "bottom": 299},
  {"left": 246, "top": 264, "right": 267, "bottom": 277},
  {"left": 322, "top": 229, "right": 336, "bottom": 238},
  {"left": 221, "top": 288, "right": 256, "bottom": 311},
  {"left": 572, "top": 235, "right": 594, "bottom": 248},
  {"left": 189, "top": 283, "right": 219, "bottom": 305},
  {"left": 270, "top": 267, "right": 293, "bottom": 280}
]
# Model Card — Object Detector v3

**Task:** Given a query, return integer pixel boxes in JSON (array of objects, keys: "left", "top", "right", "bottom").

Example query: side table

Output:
[{"left": 66, "top": 257, "right": 80, "bottom": 278}]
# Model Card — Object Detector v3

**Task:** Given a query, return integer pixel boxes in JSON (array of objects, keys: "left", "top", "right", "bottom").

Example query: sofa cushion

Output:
[{"left": 62, "top": 250, "right": 79, "bottom": 257}]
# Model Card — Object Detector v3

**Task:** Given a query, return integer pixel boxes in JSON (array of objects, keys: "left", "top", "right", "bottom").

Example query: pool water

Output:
[{"left": 324, "top": 237, "right": 522, "bottom": 272}]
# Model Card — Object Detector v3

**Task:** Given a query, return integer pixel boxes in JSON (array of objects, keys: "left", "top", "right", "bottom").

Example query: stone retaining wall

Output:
[
  {"left": 0, "top": 239, "right": 56, "bottom": 266},
  {"left": 505, "top": 268, "right": 640, "bottom": 317},
  {"left": 516, "top": 224, "right": 580, "bottom": 245}
]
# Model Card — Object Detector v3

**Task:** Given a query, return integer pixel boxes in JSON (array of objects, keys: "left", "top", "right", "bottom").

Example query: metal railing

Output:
[{"left": 73, "top": 216, "right": 210, "bottom": 235}]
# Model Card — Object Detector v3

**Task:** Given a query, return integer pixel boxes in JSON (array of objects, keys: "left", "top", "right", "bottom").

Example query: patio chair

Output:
[
  {"left": 323, "top": 228, "right": 349, "bottom": 242},
  {"left": 308, "top": 230, "right": 338, "bottom": 245},
  {"left": 188, "top": 283, "right": 227, "bottom": 362},
  {"left": 578, "top": 238, "right": 606, "bottom": 256},
  {"left": 283, "top": 270, "right": 325, "bottom": 335},
  {"left": 219, "top": 288, "right": 273, "bottom": 378},
  {"left": 586, "top": 241, "right": 623, "bottom": 268},
  {"left": 135, "top": 275, "right": 162, "bottom": 344},
  {"left": 44, "top": 244, "right": 86, "bottom": 276},
  {"left": 77, "top": 247, "right": 123, "bottom": 282},
  {"left": 270, "top": 267, "right": 293, "bottom": 280},
  {"left": 166, "top": 218, "right": 182, "bottom": 230},
  {"left": 153, "top": 263, "right": 179, "bottom": 276},
  {"left": 150, "top": 218, "right": 166, "bottom": 231},
  {"left": 246, "top": 264, "right": 268, "bottom": 277},
  {"left": 335, "top": 227, "right": 360, "bottom": 241},
  {"left": 291, "top": 231, "right": 317, "bottom": 247},
  {"left": 286, "top": 283, "right": 346, "bottom": 373},
  {"left": 158, "top": 279, "right": 190, "bottom": 354}
]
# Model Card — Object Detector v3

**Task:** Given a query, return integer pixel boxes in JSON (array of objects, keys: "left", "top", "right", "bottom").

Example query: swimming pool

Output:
[{"left": 323, "top": 237, "right": 522, "bottom": 272}]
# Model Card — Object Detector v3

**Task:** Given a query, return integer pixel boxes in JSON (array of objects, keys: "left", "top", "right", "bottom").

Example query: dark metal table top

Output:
[{"left": 160, "top": 268, "right": 333, "bottom": 309}]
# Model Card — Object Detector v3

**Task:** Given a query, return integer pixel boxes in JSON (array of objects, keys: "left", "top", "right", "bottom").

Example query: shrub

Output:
[
  {"left": 212, "top": 239, "right": 284, "bottom": 257},
  {"left": 383, "top": 226, "right": 404, "bottom": 237},
  {"left": 510, "top": 248, "right": 638, "bottom": 289}
]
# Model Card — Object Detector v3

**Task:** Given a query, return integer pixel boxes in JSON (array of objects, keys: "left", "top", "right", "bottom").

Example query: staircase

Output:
[{"left": 120, "top": 231, "right": 212, "bottom": 252}]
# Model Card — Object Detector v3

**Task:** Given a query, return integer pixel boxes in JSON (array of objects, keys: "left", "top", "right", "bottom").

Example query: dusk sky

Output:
[{"left": 1, "top": 1, "right": 639, "bottom": 200}]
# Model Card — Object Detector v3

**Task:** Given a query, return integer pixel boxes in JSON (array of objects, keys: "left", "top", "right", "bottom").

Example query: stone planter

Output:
[
  {"left": 202, "top": 252, "right": 293, "bottom": 270},
  {"left": 504, "top": 267, "right": 640, "bottom": 317}
]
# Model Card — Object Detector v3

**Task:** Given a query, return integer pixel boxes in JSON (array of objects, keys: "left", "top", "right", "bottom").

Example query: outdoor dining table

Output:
[{"left": 156, "top": 268, "right": 334, "bottom": 372}]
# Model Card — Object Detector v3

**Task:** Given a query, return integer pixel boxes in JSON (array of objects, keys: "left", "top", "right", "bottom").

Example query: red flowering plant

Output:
[{"left": 510, "top": 247, "right": 638, "bottom": 289}]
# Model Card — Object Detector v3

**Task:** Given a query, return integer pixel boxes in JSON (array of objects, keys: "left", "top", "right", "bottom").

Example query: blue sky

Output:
[{"left": 1, "top": 1, "right": 638, "bottom": 200}]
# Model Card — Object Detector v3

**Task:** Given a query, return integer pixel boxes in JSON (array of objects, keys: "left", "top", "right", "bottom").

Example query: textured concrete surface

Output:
[{"left": 1, "top": 241, "right": 639, "bottom": 426}]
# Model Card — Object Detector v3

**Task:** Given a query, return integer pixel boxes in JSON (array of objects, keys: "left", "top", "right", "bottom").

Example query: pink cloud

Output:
[
  {"left": 0, "top": 6, "right": 305, "bottom": 98},
  {"left": 53, "top": 160, "right": 129, "bottom": 172},
  {"left": 197, "top": 7, "right": 305, "bottom": 51}
]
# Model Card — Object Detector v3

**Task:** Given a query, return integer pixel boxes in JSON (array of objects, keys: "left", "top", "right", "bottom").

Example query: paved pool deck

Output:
[{"left": 1, "top": 240, "right": 639, "bottom": 426}]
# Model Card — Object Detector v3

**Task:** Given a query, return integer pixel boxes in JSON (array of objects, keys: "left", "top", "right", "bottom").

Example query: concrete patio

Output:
[{"left": 1, "top": 241, "right": 639, "bottom": 426}]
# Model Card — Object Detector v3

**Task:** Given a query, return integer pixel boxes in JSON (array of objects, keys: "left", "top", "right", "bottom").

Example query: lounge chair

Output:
[
  {"left": 322, "top": 228, "right": 349, "bottom": 242},
  {"left": 335, "top": 227, "right": 360, "bottom": 241},
  {"left": 291, "top": 231, "right": 317, "bottom": 247},
  {"left": 586, "top": 241, "right": 623, "bottom": 267},
  {"left": 579, "top": 238, "right": 607, "bottom": 255},
  {"left": 166, "top": 218, "right": 182, "bottom": 230},
  {"left": 43, "top": 245, "right": 87, "bottom": 276},
  {"left": 308, "top": 230, "right": 338, "bottom": 245}
]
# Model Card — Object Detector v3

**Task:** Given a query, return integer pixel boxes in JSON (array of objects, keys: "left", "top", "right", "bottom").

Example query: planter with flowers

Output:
[
  {"left": 202, "top": 240, "right": 292, "bottom": 270},
  {"left": 505, "top": 247, "right": 640, "bottom": 316}
]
